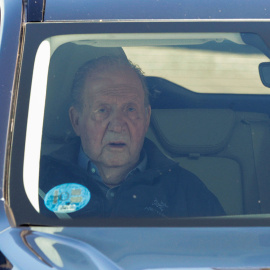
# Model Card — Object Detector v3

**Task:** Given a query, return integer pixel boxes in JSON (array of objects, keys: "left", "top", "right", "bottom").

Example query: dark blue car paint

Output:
[
  {"left": 0, "top": 0, "right": 22, "bottom": 231},
  {"left": 3, "top": 226, "right": 270, "bottom": 269},
  {"left": 26, "top": 0, "right": 45, "bottom": 22},
  {"left": 45, "top": 0, "right": 270, "bottom": 21}
]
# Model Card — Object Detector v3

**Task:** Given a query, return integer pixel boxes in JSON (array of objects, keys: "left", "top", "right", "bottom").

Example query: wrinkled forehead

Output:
[
  {"left": 84, "top": 66, "right": 145, "bottom": 101},
  {"left": 92, "top": 88, "right": 145, "bottom": 107}
]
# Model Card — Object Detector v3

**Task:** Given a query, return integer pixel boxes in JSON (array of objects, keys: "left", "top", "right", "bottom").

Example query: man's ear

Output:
[
  {"left": 69, "top": 106, "right": 81, "bottom": 136},
  {"left": 145, "top": 105, "right": 151, "bottom": 128}
]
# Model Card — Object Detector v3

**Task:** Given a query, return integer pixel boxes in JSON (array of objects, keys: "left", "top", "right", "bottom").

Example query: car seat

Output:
[{"left": 146, "top": 109, "right": 270, "bottom": 215}]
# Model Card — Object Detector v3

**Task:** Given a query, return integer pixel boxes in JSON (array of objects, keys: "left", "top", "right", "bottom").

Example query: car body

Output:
[{"left": 2, "top": 0, "right": 270, "bottom": 269}]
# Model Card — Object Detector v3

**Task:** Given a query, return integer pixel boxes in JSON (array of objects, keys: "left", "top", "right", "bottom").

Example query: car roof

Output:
[{"left": 27, "top": 0, "right": 270, "bottom": 22}]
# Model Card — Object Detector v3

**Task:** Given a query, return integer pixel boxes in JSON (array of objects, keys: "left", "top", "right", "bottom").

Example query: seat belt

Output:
[{"left": 248, "top": 118, "right": 270, "bottom": 213}]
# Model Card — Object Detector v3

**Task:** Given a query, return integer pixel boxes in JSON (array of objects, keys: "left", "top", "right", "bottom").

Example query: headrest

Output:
[
  {"left": 151, "top": 109, "right": 236, "bottom": 155},
  {"left": 43, "top": 43, "right": 126, "bottom": 141}
]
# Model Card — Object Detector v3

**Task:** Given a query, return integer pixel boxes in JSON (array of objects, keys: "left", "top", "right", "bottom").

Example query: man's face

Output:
[{"left": 70, "top": 67, "right": 151, "bottom": 173}]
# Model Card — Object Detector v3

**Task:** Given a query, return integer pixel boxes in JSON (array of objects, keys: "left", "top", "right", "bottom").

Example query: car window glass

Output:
[
  {"left": 124, "top": 42, "right": 268, "bottom": 94},
  {"left": 20, "top": 33, "right": 270, "bottom": 223}
]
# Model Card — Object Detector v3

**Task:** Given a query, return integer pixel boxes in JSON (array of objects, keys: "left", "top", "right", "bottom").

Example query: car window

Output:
[
  {"left": 10, "top": 29, "right": 270, "bottom": 226},
  {"left": 124, "top": 43, "right": 268, "bottom": 94}
]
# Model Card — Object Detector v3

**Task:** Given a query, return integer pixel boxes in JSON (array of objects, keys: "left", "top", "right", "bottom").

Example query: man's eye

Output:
[
  {"left": 98, "top": 108, "right": 107, "bottom": 113},
  {"left": 128, "top": 107, "right": 136, "bottom": 112}
]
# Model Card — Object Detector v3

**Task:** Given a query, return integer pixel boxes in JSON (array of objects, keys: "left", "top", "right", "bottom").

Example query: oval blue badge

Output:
[{"left": 44, "top": 183, "right": 91, "bottom": 213}]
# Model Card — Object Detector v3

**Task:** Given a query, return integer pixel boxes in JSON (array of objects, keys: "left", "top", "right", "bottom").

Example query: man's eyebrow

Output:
[
  {"left": 125, "top": 101, "right": 139, "bottom": 106},
  {"left": 92, "top": 102, "right": 110, "bottom": 107},
  {"left": 95, "top": 94, "right": 141, "bottom": 101},
  {"left": 98, "top": 86, "right": 142, "bottom": 95}
]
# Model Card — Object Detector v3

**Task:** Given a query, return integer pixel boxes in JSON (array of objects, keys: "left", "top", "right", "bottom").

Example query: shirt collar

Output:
[{"left": 78, "top": 145, "right": 90, "bottom": 171}]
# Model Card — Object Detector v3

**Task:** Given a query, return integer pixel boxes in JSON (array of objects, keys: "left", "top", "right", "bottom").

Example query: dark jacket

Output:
[{"left": 39, "top": 138, "right": 225, "bottom": 218}]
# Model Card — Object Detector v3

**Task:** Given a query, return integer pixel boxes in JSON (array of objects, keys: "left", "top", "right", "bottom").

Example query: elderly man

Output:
[{"left": 39, "top": 56, "right": 225, "bottom": 218}]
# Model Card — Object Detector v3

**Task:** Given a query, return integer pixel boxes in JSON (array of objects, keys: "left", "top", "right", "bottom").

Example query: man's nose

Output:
[{"left": 107, "top": 110, "right": 126, "bottom": 133}]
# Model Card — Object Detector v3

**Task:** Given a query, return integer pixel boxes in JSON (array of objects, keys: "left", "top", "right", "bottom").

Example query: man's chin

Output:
[
  {"left": 103, "top": 159, "right": 130, "bottom": 168},
  {"left": 99, "top": 150, "right": 139, "bottom": 169},
  {"left": 101, "top": 155, "right": 134, "bottom": 168}
]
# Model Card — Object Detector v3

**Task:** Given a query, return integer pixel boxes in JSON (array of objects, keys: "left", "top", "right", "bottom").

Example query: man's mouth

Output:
[{"left": 108, "top": 142, "right": 126, "bottom": 148}]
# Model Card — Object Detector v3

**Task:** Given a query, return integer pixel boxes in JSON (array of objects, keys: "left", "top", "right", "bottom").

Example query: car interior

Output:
[{"left": 40, "top": 35, "right": 270, "bottom": 218}]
